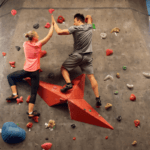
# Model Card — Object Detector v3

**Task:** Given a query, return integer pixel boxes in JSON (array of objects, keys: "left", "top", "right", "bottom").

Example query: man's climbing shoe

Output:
[
  {"left": 6, "top": 95, "right": 19, "bottom": 102},
  {"left": 27, "top": 110, "right": 40, "bottom": 119},
  {"left": 61, "top": 83, "right": 73, "bottom": 93},
  {"left": 96, "top": 97, "right": 102, "bottom": 108}
]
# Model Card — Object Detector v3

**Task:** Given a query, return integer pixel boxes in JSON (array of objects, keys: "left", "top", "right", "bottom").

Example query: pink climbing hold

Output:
[
  {"left": 48, "top": 9, "right": 55, "bottom": 14},
  {"left": 45, "top": 22, "right": 51, "bottom": 28},
  {"left": 16, "top": 96, "right": 23, "bottom": 104},
  {"left": 41, "top": 143, "right": 52, "bottom": 150},
  {"left": 11, "top": 9, "right": 17, "bottom": 16},
  {"left": 2, "top": 52, "right": 6, "bottom": 56}
]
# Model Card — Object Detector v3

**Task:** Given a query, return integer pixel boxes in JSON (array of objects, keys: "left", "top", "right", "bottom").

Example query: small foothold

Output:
[
  {"left": 16, "top": 96, "right": 23, "bottom": 104},
  {"left": 130, "top": 94, "right": 136, "bottom": 101},
  {"left": 41, "top": 143, "right": 52, "bottom": 150},
  {"left": 116, "top": 73, "right": 120, "bottom": 78},
  {"left": 48, "top": 73, "right": 54, "bottom": 79},
  {"left": 71, "top": 124, "right": 76, "bottom": 129},
  {"left": 47, "top": 120, "right": 55, "bottom": 128},
  {"left": 48, "top": 8, "right": 55, "bottom": 14},
  {"left": 123, "top": 66, "right": 127, "bottom": 70},
  {"left": 114, "top": 91, "right": 118, "bottom": 95},
  {"left": 100, "top": 33, "right": 107, "bottom": 39},
  {"left": 89, "top": 109, "right": 92, "bottom": 112},
  {"left": 33, "top": 23, "right": 39, "bottom": 29},
  {"left": 110, "top": 27, "right": 120, "bottom": 33},
  {"left": 0, "top": 129, "right": 2, "bottom": 133},
  {"left": 45, "top": 22, "right": 51, "bottom": 28},
  {"left": 26, "top": 122, "right": 33, "bottom": 129},
  {"left": 127, "top": 84, "right": 134, "bottom": 89},
  {"left": 143, "top": 72, "right": 150, "bottom": 78},
  {"left": 106, "top": 49, "right": 113, "bottom": 56},
  {"left": 57, "top": 16, "right": 65, "bottom": 23},
  {"left": 116, "top": 116, "right": 122, "bottom": 122},
  {"left": 92, "top": 23, "right": 96, "bottom": 29},
  {"left": 104, "top": 75, "right": 113, "bottom": 81},
  {"left": 105, "top": 136, "right": 108, "bottom": 139},
  {"left": 11, "top": 9, "right": 17, "bottom": 16},
  {"left": 73, "top": 137, "right": 76, "bottom": 140},
  {"left": 16, "top": 123, "right": 19, "bottom": 125},
  {"left": 134, "top": 120, "right": 140, "bottom": 127},
  {"left": 15, "top": 46, "right": 21, "bottom": 51},
  {"left": 2, "top": 52, "right": 6, "bottom": 56},
  {"left": 105, "top": 103, "right": 112, "bottom": 110},
  {"left": 132, "top": 140, "right": 137, "bottom": 146}
]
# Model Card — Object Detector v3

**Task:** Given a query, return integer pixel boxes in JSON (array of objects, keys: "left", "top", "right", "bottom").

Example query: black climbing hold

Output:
[
  {"left": 45, "top": 138, "right": 48, "bottom": 140},
  {"left": 48, "top": 73, "right": 54, "bottom": 79},
  {"left": 116, "top": 116, "right": 122, "bottom": 122},
  {"left": 71, "top": 124, "right": 76, "bottom": 128},
  {"left": 15, "top": 46, "right": 20, "bottom": 51},
  {"left": 33, "top": 23, "right": 39, "bottom": 29}
]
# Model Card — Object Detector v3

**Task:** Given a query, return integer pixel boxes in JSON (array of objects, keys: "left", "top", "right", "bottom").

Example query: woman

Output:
[{"left": 6, "top": 16, "right": 54, "bottom": 119}]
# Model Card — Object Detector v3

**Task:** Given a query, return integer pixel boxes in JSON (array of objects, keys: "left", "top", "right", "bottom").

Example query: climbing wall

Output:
[{"left": 0, "top": 0, "right": 150, "bottom": 149}]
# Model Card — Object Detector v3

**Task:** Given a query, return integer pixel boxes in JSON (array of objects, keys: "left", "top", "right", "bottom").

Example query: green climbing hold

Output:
[
  {"left": 92, "top": 24, "right": 96, "bottom": 29},
  {"left": 123, "top": 66, "right": 127, "bottom": 70},
  {"left": 114, "top": 91, "right": 118, "bottom": 95},
  {"left": 16, "top": 123, "right": 19, "bottom": 125},
  {"left": 89, "top": 109, "right": 92, "bottom": 112},
  {"left": 53, "top": 126, "right": 55, "bottom": 129}
]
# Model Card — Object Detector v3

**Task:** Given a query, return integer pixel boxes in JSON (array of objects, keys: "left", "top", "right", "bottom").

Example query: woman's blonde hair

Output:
[{"left": 25, "top": 30, "right": 36, "bottom": 41}]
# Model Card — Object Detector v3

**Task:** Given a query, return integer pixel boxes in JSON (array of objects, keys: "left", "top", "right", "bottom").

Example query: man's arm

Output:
[
  {"left": 85, "top": 15, "right": 92, "bottom": 24},
  {"left": 51, "top": 15, "right": 70, "bottom": 35}
]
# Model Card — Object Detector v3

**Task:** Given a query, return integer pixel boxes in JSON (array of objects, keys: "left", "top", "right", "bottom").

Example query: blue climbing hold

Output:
[{"left": 1, "top": 122, "right": 26, "bottom": 144}]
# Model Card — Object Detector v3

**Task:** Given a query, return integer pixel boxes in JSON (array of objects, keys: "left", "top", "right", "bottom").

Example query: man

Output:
[{"left": 51, "top": 13, "right": 101, "bottom": 107}]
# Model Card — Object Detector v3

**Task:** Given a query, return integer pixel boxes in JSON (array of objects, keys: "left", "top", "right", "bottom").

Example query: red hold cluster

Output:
[
  {"left": 106, "top": 49, "right": 113, "bottom": 56},
  {"left": 48, "top": 9, "right": 55, "bottom": 14},
  {"left": 41, "top": 143, "right": 52, "bottom": 150},
  {"left": 26, "top": 95, "right": 31, "bottom": 103},
  {"left": 16, "top": 96, "right": 23, "bottom": 104},
  {"left": 134, "top": 120, "right": 140, "bottom": 127},
  {"left": 45, "top": 22, "right": 51, "bottom": 28},
  {"left": 9, "top": 61, "right": 15, "bottom": 68},
  {"left": 11, "top": 9, "right": 17, "bottom": 16},
  {"left": 26, "top": 122, "right": 33, "bottom": 128},
  {"left": 2, "top": 52, "right": 6, "bottom": 56},
  {"left": 57, "top": 16, "right": 65, "bottom": 23},
  {"left": 40, "top": 50, "right": 47, "bottom": 58},
  {"left": 130, "top": 94, "right": 136, "bottom": 101}
]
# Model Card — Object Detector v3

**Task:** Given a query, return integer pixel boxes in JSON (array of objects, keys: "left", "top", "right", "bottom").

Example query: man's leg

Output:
[{"left": 61, "top": 66, "right": 71, "bottom": 83}]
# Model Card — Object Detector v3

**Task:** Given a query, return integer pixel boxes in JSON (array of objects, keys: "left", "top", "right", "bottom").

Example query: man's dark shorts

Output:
[{"left": 62, "top": 53, "right": 94, "bottom": 74}]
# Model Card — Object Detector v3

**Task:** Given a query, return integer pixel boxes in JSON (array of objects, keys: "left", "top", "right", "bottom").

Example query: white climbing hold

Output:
[
  {"left": 29, "top": 128, "right": 31, "bottom": 132},
  {"left": 100, "top": 33, "right": 107, "bottom": 39},
  {"left": 115, "top": 32, "right": 117, "bottom": 36},
  {"left": 0, "top": 129, "right": 2, "bottom": 133},
  {"left": 104, "top": 75, "right": 113, "bottom": 81},
  {"left": 63, "top": 22, "right": 65, "bottom": 24},
  {"left": 127, "top": 84, "right": 134, "bottom": 89},
  {"left": 143, "top": 72, "right": 150, "bottom": 78}
]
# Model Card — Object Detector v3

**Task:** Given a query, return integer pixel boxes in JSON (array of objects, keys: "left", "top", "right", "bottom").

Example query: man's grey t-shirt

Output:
[{"left": 68, "top": 24, "right": 93, "bottom": 54}]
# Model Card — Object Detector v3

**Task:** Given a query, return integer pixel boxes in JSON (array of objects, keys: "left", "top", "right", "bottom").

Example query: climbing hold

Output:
[
  {"left": 132, "top": 141, "right": 137, "bottom": 146},
  {"left": 48, "top": 73, "right": 54, "bottom": 79},
  {"left": 143, "top": 72, "right": 150, "bottom": 78},
  {"left": 116, "top": 73, "right": 120, "bottom": 78},
  {"left": 110, "top": 27, "right": 120, "bottom": 33},
  {"left": 16, "top": 123, "right": 19, "bottom": 125},
  {"left": 89, "top": 109, "right": 92, "bottom": 112},
  {"left": 134, "top": 120, "right": 140, "bottom": 127},
  {"left": 45, "top": 22, "right": 51, "bottom": 28},
  {"left": 92, "top": 23, "right": 96, "bottom": 29},
  {"left": 127, "top": 84, "right": 134, "bottom": 89},
  {"left": 114, "top": 91, "right": 118, "bottom": 95},
  {"left": 123, "top": 66, "right": 127, "bottom": 70},
  {"left": 105, "top": 103, "right": 112, "bottom": 110},
  {"left": 47, "top": 120, "right": 55, "bottom": 128},
  {"left": 105, "top": 136, "right": 108, "bottom": 139},
  {"left": 100, "top": 33, "right": 107, "bottom": 39},
  {"left": 2, "top": 52, "right": 6, "bottom": 56},
  {"left": 41, "top": 143, "right": 52, "bottom": 150},
  {"left": 26, "top": 95, "right": 30, "bottom": 103},
  {"left": 9, "top": 61, "right": 15, "bottom": 65},
  {"left": 104, "top": 75, "right": 113, "bottom": 81},
  {"left": 73, "top": 137, "right": 76, "bottom": 140},
  {"left": 57, "top": 16, "right": 65, "bottom": 23},
  {"left": 130, "top": 94, "right": 136, "bottom": 101},
  {"left": 16, "top": 96, "right": 23, "bottom": 104},
  {"left": 40, "top": 50, "right": 47, "bottom": 58},
  {"left": 1, "top": 122, "right": 26, "bottom": 144},
  {"left": 106, "top": 49, "right": 113, "bottom": 56},
  {"left": 71, "top": 124, "right": 76, "bottom": 128},
  {"left": 33, "top": 23, "right": 39, "bottom": 29},
  {"left": 32, "top": 116, "right": 39, "bottom": 123},
  {"left": 85, "top": 18, "right": 88, "bottom": 23},
  {"left": 11, "top": 64, "right": 15, "bottom": 68},
  {"left": 11, "top": 9, "right": 17, "bottom": 16},
  {"left": 39, "top": 68, "right": 43, "bottom": 73},
  {"left": 48, "top": 9, "right": 55, "bottom": 14},
  {"left": 26, "top": 122, "right": 33, "bottom": 131},
  {"left": 15, "top": 46, "right": 20, "bottom": 51},
  {"left": 116, "top": 116, "right": 122, "bottom": 122}
]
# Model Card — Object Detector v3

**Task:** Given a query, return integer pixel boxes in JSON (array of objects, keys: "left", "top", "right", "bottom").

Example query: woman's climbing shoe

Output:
[
  {"left": 61, "top": 83, "right": 73, "bottom": 93},
  {"left": 6, "top": 94, "right": 19, "bottom": 102},
  {"left": 27, "top": 110, "right": 40, "bottom": 119}
]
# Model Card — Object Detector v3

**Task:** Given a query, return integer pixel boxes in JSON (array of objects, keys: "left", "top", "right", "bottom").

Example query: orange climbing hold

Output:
[
  {"left": 41, "top": 143, "right": 52, "bottom": 150},
  {"left": 57, "top": 16, "right": 65, "bottom": 23},
  {"left": 106, "top": 49, "right": 113, "bottom": 56},
  {"left": 40, "top": 50, "right": 47, "bottom": 58},
  {"left": 45, "top": 22, "right": 51, "bottom": 28},
  {"left": 134, "top": 120, "right": 140, "bottom": 127},
  {"left": 105, "top": 136, "right": 108, "bottom": 139},
  {"left": 130, "top": 94, "right": 136, "bottom": 101},
  {"left": 2, "top": 52, "right": 6, "bottom": 56},
  {"left": 16, "top": 96, "right": 23, "bottom": 104},
  {"left": 132, "top": 140, "right": 137, "bottom": 146},
  {"left": 26, "top": 122, "right": 33, "bottom": 129},
  {"left": 11, "top": 9, "right": 17, "bottom": 16},
  {"left": 105, "top": 103, "right": 112, "bottom": 109},
  {"left": 48, "top": 9, "right": 55, "bottom": 14},
  {"left": 26, "top": 95, "right": 30, "bottom": 103}
]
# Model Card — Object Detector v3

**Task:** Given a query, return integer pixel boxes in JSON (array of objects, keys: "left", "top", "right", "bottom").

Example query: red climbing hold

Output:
[
  {"left": 11, "top": 64, "right": 15, "bottom": 68},
  {"left": 11, "top": 9, "right": 17, "bottom": 16},
  {"left": 73, "top": 137, "right": 76, "bottom": 140},
  {"left": 40, "top": 50, "right": 47, "bottom": 58},
  {"left": 41, "top": 143, "right": 52, "bottom": 150},
  {"left": 16, "top": 96, "right": 23, "bottom": 104},
  {"left": 39, "top": 68, "right": 43, "bottom": 73},
  {"left": 130, "top": 94, "right": 136, "bottom": 101},
  {"left": 106, "top": 49, "right": 113, "bottom": 56},
  {"left": 57, "top": 16, "right": 65, "bottom": 23},
  {"left": 32, "top": 116, "right": 39, "bottom": 122},
  {"left": 105, "top": 136, "right": 108, "bottom": 139},
  {"left": 2, "top": 52, "right": 6, "bottom": 56},
  {"left": 9, "top": 61, "right": 15, "bottom": 65},
  {"left": 134, "top": 120, "right": 140, "bottom": 127},
  {"left": 26, "top": 122, "right": 33, "bottom": 128},
  {"left": 45, "top": 22, "right": 51, "bottom": 28},
  {"left": 48, "top": 9, "right": 55, "bottom": 14},
  {"left": 26, "top": 95, "right": 30, "bottom": 103}
]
